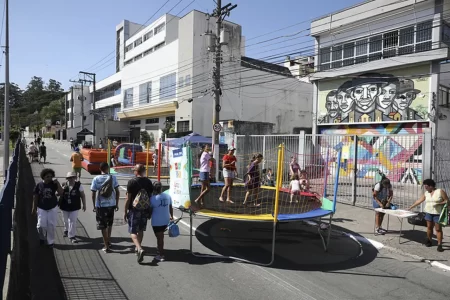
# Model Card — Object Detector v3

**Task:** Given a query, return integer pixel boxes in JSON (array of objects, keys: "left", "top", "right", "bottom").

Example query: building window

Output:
[
  {"left": 125, "top": 44, "right": 133, "bottom": 52},
  {"left": 154, "top": 42, "right": 165, "bottom": 51},
  {"left": 154, "top": 23, "right": 166, "bottom": 35},
  {"left": 134, "top": 54, "right": 143, "bottom": 62},
  {"left": 185, "top": 74, "right": 191, "bottom": 86},
  {"left": 178, "top": 76, "right": 184, "bottom": 88},
  {"left": 124, "top": 88, "right": 133, "bottom": 108},
  {"left": 177, "top": 121, "right": 189, "bottom": 132},
  {"left": 139, "top": 81, "right": 152, "bottom": 104},
  {"left": 144, "top": 48, "right": 153, "bottom": 56},
  {"left": 318, "top": 20, "right": 433, "bottom": 71},
  {"left": 130, "top": 120, "right": 141, "bottom": 126},
  {"left": 144, "top": 30, "right": 154, "bottom": 41},
  {"left": 124, "top": 59, "right": 133, "bottom": 66},
  {"left": 146, "top": 118, "right": 159, "bottom": 124},
  {"left": 160, "top": 73, "right": 176, "bottom": 100},
  {"left": 134, "top": 37, "right": 143, "bottom": 47},
  {"left": 439, "top": 86, "right": 449, "bottom": 107}
]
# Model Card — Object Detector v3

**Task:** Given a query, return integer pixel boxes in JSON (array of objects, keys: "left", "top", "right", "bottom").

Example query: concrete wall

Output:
[{"left": 311, "top": 0, "right": 430, "bottom": 36}]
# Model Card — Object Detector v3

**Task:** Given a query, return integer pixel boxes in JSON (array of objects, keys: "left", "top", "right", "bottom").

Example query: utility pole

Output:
[
  {"left": 79, "top": 71, "right": 96, "bottom": 145},
  {"left": 3, "top": 0, "right": 10, "bottom": 173},
  {"left": 211, "top": 1, "right": 237, "bottom": 180}
]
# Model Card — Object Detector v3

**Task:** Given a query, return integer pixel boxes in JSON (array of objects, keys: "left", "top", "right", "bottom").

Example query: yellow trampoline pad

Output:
[{"left": 196, "top": 209, "right": 275, "bottom": 221}]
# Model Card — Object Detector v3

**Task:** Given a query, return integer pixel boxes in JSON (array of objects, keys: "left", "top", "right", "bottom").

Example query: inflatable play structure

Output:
[
  {"left": 80, "top": 148, "right": 116, "bottom": 173},
  {"left": 168, "top": 138, "right": 343, "bottom": 266}
]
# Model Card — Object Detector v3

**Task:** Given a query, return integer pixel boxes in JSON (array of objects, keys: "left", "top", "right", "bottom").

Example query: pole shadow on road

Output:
[{"left": 193, "top": 218, "right": 379, "bottom": 271}]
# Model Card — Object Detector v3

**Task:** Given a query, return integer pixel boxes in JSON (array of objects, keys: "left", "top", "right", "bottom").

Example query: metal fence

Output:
[
  {"left": 236, "top": 133, "right": 425, "bottom": 209},
  {"left": 434, "top": 138, "right": 450, "bottom": 191},
  {"left": 0, "top": 140, "right": 21, "bottom": 299}
]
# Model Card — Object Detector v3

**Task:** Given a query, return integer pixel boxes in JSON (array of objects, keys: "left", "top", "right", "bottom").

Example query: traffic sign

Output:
[{"left": 213, "top": 123, "right": 222, "bottom": 132}]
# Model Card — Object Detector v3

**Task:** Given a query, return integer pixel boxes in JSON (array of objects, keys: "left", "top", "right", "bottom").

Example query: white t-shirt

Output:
[
  {"left": 199, "top": 152, "right": 211, "bottom": 173},
  {"left": 291, "top": 179, "right": 301, "bottom": 191},
  {"left": 153, "top": 153, "right": 158, "bottom": 162}
]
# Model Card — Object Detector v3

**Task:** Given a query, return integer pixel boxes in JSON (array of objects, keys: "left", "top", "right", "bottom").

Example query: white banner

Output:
[{"left": 169, "top": 147, "right": 191, "bottom": 209}]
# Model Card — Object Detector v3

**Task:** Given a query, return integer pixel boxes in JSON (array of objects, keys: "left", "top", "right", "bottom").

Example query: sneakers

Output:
[
  {"left": 437, "top": 244, "right": 444, "bottom": 252},
  {"left": 135, "top": 248, "right": 138, "bottom": 256},
  {"left": 63, "top": 231, "right": 68, "bottom": 237},
  {"left": 70, "top": 238, "right": 78, "bottom": 244},
  {"left": 425, "top": 239, "right": 432, "bottom": 247},
  {"left": 375, "top": 228, "right": 385, "bottom": 235},
  {"left": 137, "top": 249, "right": 145, "bottom": 263},
  {"left": 155, "top": 255, "right": 165, "bottom": 262},
  {"left": 102, "top": 247, "right": 112, "bottom": 253}
]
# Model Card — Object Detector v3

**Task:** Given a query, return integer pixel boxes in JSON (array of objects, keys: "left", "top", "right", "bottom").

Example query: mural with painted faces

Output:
[
  {"left": 325, "top": 90, "right": 339, "bottom": 118},
  {"left": 336, "top": 90, "right": 354, "bottom": 114},
  {"left": 393, "top": 79, "right": 420, "bottom": 111},
  {"left": 378, "top": 82, "right": 397, "bottom": 109},
  {"left": 351, "top": 83, "right": 381, "bottom": 112}
]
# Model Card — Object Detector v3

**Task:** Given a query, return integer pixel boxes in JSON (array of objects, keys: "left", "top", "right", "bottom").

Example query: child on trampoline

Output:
[
  {"left": 243, "top": 154, "right": 263, "bottom": 207},
  {"left": 219, "top": 147, "right": 238, "bottom": 204},
  {"left": 289, "top": 174, "right": 302, "bottom": 203}
]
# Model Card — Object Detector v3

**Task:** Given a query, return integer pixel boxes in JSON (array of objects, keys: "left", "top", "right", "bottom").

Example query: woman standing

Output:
[
  {"left": 243, "top": 154, "right": 263, "bottom": 207},
  {"left": 409, "top": 179, "right": 449, "bottom": 252},
  {"left": 219, "top": 147, "right": 238, "bottom": 204},
  {"left": 59, "top": 172, "right": 87, "bottom": 243},
  {"left": 32, "top": 168, "right": 64, "bottom": 248},
  {"left": 195, "top": 145, "right": 212, "bottom": 206}
]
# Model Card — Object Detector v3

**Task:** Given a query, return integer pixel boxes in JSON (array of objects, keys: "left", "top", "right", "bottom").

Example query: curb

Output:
[
  {"left": 306, "top": 220, "right": 450, "bottom": 272},
  {"left": 362, "top": 237, "right": 450, "bottom": 272}
]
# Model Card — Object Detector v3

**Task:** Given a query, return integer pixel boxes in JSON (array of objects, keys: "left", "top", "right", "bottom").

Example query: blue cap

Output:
[{"left": 74, "top": 147, "right": 79, "bottom": 152}]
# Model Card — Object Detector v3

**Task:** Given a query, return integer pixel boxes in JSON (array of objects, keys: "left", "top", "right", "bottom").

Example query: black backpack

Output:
[{"left": 99, "top": 175, "right": 113, "bottom": 198}]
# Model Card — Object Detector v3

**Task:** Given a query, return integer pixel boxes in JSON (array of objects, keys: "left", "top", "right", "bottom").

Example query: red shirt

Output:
[{"left": 223, "top": 155, "right": 237, "bottom": 171}]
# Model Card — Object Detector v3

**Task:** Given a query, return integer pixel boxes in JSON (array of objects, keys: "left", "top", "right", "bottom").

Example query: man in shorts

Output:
[
  {"left": 39, "top": 142, "right": 47, "bottom": 164},
  {"left": 91, "top": 163, "right": 120, "bottom": 253},
  {"left": 70, "top": 147, "right": 83, "bottom": 181},
  {"left": 124, "top": 164, "right": 153, "bottom": 263}
]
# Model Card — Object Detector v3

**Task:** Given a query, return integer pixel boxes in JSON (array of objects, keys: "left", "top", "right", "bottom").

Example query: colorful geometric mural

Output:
[
  {"left": 319, "top": 123, "right": 427, "bottom": 183},
  {"left": 317, "top": 65, "right": 430, "bottom": 125}
]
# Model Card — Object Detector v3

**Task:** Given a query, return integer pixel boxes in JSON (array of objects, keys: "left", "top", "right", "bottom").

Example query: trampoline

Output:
[{"left": 169, "top": 142, "right": 343, "bottom": 266}]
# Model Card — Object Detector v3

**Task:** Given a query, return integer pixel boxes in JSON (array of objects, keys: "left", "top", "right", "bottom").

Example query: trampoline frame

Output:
[{"left": 182, "top": 143, "right": 342, "bottom": 266}]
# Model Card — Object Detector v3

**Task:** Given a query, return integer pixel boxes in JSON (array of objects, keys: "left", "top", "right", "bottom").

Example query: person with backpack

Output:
[
  {"left": 32, "top": 168, "right": 64, "bottom": 248},
  {"left": 59, "top": 172, "right": 86, "bottom": 243},
  {"left": 150, "top": 181, "right": 173, "bottom": 262},
  {"left": 124, "top": 164, "right": 153, "bottom": 263},
  {"left": 373, "top": 178, "right": 393, "bottom": 235},
  {"left": 90, "top": 162, "right": 120, "bottom": 253}
]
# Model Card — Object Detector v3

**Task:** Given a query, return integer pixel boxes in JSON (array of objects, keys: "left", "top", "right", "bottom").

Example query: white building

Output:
[
  {"left": 309, "top": 0, "right": 450, "bottom": 186},
  {"left": 81, "top": 10, "right": 312, "bottom": 144}
]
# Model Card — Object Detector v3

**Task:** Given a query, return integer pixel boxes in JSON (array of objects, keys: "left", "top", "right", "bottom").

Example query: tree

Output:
[
  {"left": 0, "top": 83, "right": 24, "bottom": 108},
  {"left": 46, "top": 79, "right": 64, "bottom": 93},
  {"left": 26, "top": 76, "right": 45, "bottom": 94}
]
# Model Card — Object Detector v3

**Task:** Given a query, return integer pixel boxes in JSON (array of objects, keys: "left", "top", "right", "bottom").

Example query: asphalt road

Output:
[{"left": 34, "top": 140, "right": 450, "bottom": 300}]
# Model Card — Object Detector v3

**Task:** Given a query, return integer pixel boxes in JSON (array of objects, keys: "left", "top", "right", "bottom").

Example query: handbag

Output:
[
  {"left": 168, "top": 221, "right": 180, "bottom": 238},
  {"left": 407, "top": 212, "right": 427, "bottom": 227},
  {"left": 438, "top": 203, "right": 449, "bottom": 226}
]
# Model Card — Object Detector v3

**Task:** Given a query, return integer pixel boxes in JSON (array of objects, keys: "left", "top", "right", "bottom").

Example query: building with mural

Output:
[{"left": 308, "top": 0, "right": 450, "bottom": 201}]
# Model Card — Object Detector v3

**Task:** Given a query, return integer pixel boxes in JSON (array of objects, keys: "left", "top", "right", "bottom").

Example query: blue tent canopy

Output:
[{"left": 162, "top": 132, "right": 227, "bottom": 148}]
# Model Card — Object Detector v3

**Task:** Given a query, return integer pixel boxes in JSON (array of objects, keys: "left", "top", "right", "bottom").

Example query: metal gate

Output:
[{"left": 236, "top": 133, "right": 425, "bottom": 209}]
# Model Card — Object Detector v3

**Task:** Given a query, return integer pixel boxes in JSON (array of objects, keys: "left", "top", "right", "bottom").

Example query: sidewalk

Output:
[{"left": 333, "top": 203, "right": 450, "bottom": 270}]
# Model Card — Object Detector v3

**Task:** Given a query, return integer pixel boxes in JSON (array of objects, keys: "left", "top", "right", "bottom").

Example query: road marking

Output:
[{"left": 431, "top": 261, "right": 450, "bottom": 272}]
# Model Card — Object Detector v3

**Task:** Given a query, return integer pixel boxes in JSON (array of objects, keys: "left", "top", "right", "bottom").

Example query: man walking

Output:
[
  {"left": 39, "top": 142, "right": 47, "bottom": 164},
  {"left": 91, "top": 162, "right": 120, "bottom": 253},
  {"left": 70, "top": 147, "right": 83, "bottom": 181},
  {"left": 124, "top": 164, "right": 153, "bottom": 263}
]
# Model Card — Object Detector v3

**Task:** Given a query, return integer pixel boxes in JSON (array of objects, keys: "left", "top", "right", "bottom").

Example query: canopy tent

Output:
[
  {"left": 163, "top": 132, "right": 227, "bottom": 148},
  {"left": 77, "top": 128, "right": 94, "bottom": 136}
]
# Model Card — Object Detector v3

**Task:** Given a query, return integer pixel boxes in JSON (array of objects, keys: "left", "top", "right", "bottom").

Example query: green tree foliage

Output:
[{"left": 6, "top": 76, "right": 66, "bottom": 129}]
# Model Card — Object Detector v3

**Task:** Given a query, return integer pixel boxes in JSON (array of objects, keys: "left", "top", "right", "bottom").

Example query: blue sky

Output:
[{"left": 4, "top": 0, "right": 362, "bottom": 90}]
